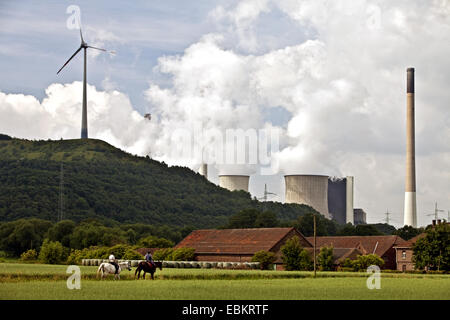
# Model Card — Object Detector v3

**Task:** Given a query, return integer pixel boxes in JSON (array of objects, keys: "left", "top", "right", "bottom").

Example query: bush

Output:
[
  {"left": 251, "top": 250, "right": 276, "bottom": 270},
  {"left": 317, "top": 246, "right": 334, "bottom": 271},
  {"left": 109, "top": 244, "right": 130, "bottom": 259},
  {"left": 65, "top": 245, "right": 142, "bottom": 263},
  {"left": 352, "top": 254, "right": 384, "bottom": 271},
  {"left": 153, "top": 248, "right": 174, "bottom": 260},
  {"left": 137, "top": 236, "right": 174, "bottom": 248},
  {"left": 66, "top": 249, "right": 83, "bottom": 265},
  {"left": 281, "top": 236, "right": 313, "bottom": 271},
  {"left": 168, "top": 247, "right": 196, "bottom": 261},
  {"left": 39, "top": 239, "right": 67, "bottom": 264},
  {"left": 20, "top": 249, "right": 38, "bottom": 262},
  {"left": 340, "top": 254, "right": 384, "bottom": 271},
  {"left": 122, "top": 249, "right": 143, "bottom": 260}
]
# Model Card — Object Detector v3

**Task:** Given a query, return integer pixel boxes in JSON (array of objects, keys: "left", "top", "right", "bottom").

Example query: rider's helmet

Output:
[{"left": 109, "top": 254, "right": 115, "bottom": 262}]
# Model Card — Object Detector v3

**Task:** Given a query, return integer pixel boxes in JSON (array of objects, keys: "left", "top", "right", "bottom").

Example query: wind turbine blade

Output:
[
  {"left": 79, "top": 28, "right": 84, "bottom": 43},
  {"left": 87, "top": 45, "right": 107, "bottom": 52},
  {"left": 56, "top": 46, "right": 82, "bottom": 74},
  {"left": 77, "top": 14, "right": 84, "bottom": 43}
]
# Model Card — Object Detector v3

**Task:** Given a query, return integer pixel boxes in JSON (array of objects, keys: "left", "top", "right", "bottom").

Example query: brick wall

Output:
[{"left": 395, "top": 247, "right": 415, "bottom": 271}]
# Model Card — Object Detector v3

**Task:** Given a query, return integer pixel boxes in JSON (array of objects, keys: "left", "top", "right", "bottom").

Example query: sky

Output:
[{"left": 0, "top": 0, "right": 449, "bottom": 228}]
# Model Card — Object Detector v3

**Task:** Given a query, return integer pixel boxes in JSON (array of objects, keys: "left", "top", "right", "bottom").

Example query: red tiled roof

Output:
[
  {"left": 175, "top": 227, "right": 308, "bottom": 254},
  {"left": 305, "top": 235, "right": 407, "bottom": 257},
  {"left": 304, "top": 247, "right": 363, "bottom": 264},
  {"left": 395, "top": 233, "right": 427, "bottom": 247}
]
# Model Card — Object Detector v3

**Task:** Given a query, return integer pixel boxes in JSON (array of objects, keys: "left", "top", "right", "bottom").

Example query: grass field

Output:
[{"left": 1, "top": 263, "right": 449, "bottom": 300}]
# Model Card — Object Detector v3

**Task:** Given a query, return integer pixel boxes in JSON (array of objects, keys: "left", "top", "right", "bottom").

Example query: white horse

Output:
[{"left": 97, "top": 261, "right": 131, "bottom": 280}]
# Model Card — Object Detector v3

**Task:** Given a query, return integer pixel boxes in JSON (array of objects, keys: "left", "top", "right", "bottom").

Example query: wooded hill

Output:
[{"left": 0, "top": 134, "right": 317, "bottom": 228}]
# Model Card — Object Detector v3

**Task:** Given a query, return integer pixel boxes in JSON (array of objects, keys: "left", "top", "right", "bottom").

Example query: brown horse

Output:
[{"left": 135, "top": 261, "right": 162, "bottom": 280}]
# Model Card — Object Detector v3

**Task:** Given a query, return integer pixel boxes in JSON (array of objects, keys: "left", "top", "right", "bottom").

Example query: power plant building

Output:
[
  {"left": 353, "top": 208, "right": 367, "bottom": 225},
  {"left": 328, "top": 176, "right": 354, "bottom": 225},
  {"left": 284, "top": 175, "right": 330, "bottom": 219},
  {"left": 219, "top": 175, "right": 250, "bottom": 192}
]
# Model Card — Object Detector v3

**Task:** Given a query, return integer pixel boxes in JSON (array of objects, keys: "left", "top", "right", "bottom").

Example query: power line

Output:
[
  {"left": 257, "top": 184, "right": 277, "bottom": 212},
  {"left": 426, "top": 202, "right": 444, "bottom": 222},
  {"left": 382, "top": 210, "right": 396, "bottom": 225},
  {"left": 58, "top": 163, "right": 64, "bottom": 221}
]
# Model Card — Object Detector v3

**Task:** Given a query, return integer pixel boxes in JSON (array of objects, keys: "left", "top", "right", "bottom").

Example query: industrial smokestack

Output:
[
  {"left": 404, "top": 67, "right": 417, "bottom": 227},
  {"left": 219, "top": 175, "right": 250, "bottom": 192},
  {"left": 198, "top": 163, "right": 208, "bottom": 179},
  {"left": 345, "top": 176, "right": 354, "bottom": 224}
]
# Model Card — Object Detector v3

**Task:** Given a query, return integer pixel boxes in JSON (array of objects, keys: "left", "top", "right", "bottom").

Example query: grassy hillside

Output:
[{"left": 0, "top": 135, "right": 316, "bottom": 228}]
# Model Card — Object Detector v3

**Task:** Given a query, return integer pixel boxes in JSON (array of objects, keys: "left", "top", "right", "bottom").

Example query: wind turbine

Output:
[{"left": 56, "top": 25, "right": 114, "bottom": 139}]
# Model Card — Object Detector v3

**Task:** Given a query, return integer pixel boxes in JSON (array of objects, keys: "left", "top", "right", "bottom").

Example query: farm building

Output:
[
  {"left": 306, "top": 235, "right": 408, "bottom": 270},
  {"left": 175, "top": 227, "right": 312, "bottom": 269},
  {"left": 394, "top": 220, "right": 448, "bottom": 272},
  {"left": 393, "top": 233, "right": 426, "bottom": 272},
  {"left": 175, "top": 228, "right": 409, "bottom": 270},
  {"left": 304, "top": 247, "right": 363, "bottom": 269}
]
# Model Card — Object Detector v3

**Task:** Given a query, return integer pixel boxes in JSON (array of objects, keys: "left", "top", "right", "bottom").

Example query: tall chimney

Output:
[
  {"left": 198, "top": 163, "right": 208, "bottom": 179},
  {"left": 403, "top": 67, "right": 417, "bottom": 227}
]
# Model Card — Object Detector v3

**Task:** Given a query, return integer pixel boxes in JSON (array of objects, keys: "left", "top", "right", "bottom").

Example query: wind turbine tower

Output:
[{"left": 57, "top": 24, "right": 114, "bottom": 139}]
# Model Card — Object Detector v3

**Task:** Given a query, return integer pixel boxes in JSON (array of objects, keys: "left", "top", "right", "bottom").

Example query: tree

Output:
[
  {"left": 371, "top": 223, "right": 397, "bottom": 235},
  {"left": 337, "top": 223, "right": 382, "bottom": 236},
  {"left": 137, "top": 236, "right": 174, "bottom": 248},
  {"left": 0, "top": 219, "right": 52, "bottom": 256},
  {"left": 39, "top": 239, "right": 67, "bottom": 264},
  {"left": 394, "top": 225, "right": 424, "bottom": 241},
  {"left": 413, "top": 223, "right": 449, "bottom": 271},
  {"left": 251, "top": 250, "right": 276, "bottom": 270},
  {"left": 225, "top": 208, "right": 259, "bottom": 228},
  {"left": 46, "top": 220, "right": 76, "bottom": 247},
  {"left": 281, "top": 236, "right": 313, "bottom": 271},
  {"left": 317, "top": 246, "right": 334, "bottom": 271},
  {"left": 254, "top": 211, "right": 279, "bottom": 228},
  {"left": 294, "top": 213, "right": 338, "bottom": 237}
]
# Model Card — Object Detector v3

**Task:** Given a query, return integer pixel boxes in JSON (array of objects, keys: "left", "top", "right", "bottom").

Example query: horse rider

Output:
[
  {"left": 109, "top": 254, "right": 119, "bottom": 274},
  {"left": 144, "top": 251, "right": 154, "bottom": 268}
]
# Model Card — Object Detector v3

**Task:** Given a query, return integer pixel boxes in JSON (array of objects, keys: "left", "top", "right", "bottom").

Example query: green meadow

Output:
[{"left": 1, "top": 263, "right": 449, "bottom": 300}]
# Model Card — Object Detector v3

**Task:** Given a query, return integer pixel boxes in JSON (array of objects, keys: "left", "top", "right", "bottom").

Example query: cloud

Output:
[
  {"left": 0, "top": 82, "right": 157, "bottom": 156},
  {"left": 143, "top": 0, "right": 450, "bottom": 226}
]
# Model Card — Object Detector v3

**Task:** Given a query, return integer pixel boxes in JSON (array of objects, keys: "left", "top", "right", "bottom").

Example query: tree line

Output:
[
  {"left": 0, "top": 218, "right": 192, "bottom": 257},
  {"left": 220, "top": 208, "right": 424, "bottom": 239}
]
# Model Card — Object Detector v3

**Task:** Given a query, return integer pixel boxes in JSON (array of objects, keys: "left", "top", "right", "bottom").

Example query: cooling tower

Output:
[
  {"left": 219, "top": 175, "right": 250, "bottom": 192},
  {"left": 285, "top": 175, "right": 329, "bottom": 218},
  {"left": 404, "top": 67, "right": 417, "bottom": 227}
]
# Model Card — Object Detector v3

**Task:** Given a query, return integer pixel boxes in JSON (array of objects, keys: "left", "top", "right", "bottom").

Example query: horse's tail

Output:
[{"left": 97, "top": 263, "right": 104, "bottom": 278}]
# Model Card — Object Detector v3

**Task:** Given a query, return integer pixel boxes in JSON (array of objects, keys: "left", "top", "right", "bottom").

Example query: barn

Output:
[
  {"left": 306, "top": 235, "right": 407, "bottom": 270},
  {"left": 175, "top": 227, "right": 312, "bottom": 269}
]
